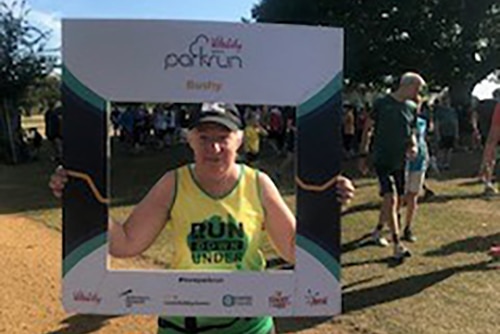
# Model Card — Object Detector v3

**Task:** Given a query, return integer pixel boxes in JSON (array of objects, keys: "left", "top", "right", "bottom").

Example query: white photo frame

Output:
[{"left": 61, "top": 19, "right": 344, "bottom": 317}]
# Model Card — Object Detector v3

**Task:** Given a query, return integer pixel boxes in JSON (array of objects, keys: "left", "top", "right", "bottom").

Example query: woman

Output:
[{"left": 50, "top": 102, "right": 355, "bottom": 334}]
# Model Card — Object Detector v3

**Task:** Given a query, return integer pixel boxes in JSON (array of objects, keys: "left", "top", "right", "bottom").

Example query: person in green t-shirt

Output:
[{"left": 360, "top": 72, "right": 425, "bottom": 262}]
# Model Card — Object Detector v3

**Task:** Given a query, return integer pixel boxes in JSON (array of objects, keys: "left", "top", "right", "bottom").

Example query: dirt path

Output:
[
  {"left": 0, "top": 214, "right": 156, "bottom": 334},
  {"left": 0, "top": 214, "right": 355, "bottom": 334}
]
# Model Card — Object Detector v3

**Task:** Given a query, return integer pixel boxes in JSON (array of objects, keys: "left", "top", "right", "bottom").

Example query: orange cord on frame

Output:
[
  {"left": 66, "top": 170, "right": 337, "bottom": 201},
  {"left": 66, "top": 170, "right": 110, "bottom": 205},
  {"left": 295, "top": 174, "right": 340, "bottom": 192}
]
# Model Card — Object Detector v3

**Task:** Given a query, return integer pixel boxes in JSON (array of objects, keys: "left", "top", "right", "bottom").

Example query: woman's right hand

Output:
[{"left": 48, "top": 166, "right": 69, "bottom": 199}]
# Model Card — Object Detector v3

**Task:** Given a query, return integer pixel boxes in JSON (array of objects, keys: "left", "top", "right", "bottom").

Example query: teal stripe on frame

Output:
[
  {"left": 62, "top": 65, "right": 106, "bottom": 111},
  {"left": 298, "top": 71, "right": 343, "bottom": 118},
  {"left": 63, "top": 233, "right": 107, "bottom": 277},
  {"left": 296, "top": 234, "right": 340, "bottom": 281}
]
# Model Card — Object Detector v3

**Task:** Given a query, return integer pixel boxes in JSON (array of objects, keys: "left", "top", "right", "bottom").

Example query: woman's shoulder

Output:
[
  {"left": 157, "top": 168, "right": 178, "bottom": 187},
  {"left": 239, "top": 164, "right": 271, "bottom": 184},
  {"left": 243, "top": 166, "right": 275, "bottom": 192}
]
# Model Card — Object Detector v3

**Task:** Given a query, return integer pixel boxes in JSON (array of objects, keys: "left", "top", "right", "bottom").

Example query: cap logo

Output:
[{"left": 203, "top": 103, "right": 230, "bottom": 115}]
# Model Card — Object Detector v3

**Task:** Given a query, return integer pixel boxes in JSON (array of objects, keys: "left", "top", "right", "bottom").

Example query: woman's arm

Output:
[
  {"left": 258, "top": 172, "right": 355, "bottom": 265},
  {"left": 258, "top": 172, "right": 296, "bottom": 264},
  {"left": 110, "top": 171, "right": 176, "bottom": 258}
]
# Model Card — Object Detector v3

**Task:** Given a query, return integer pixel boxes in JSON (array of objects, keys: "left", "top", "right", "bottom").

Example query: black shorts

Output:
[
  {"left": 439, "top": 136, "right": 455, "bottom": 149},
  {"left": 285, "top": 131, "right": 295, "bottom": 153},
  {"left": 375, "top": 167, "right": 405, "bottom": 197},
  {"left": 343, "top": 134, "right": 355, "bottom": 151},
  {"left": 268, "top": 130, "right": 285, "bottom": 149}
]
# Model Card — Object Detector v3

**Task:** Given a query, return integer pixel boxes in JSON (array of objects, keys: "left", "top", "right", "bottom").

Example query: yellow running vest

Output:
[{"left": 169, "top": 164, "right": 266, "bottom": 271}]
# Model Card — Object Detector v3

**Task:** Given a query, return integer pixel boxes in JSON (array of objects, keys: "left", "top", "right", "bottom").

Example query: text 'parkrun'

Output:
[{"left": 164, "top": 34, "right": 243, "bottom": 70}]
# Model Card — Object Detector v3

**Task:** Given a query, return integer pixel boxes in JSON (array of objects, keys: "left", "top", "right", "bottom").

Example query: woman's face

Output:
[{"left": 188, "top": 123, "right": 242, "bottom": 175}]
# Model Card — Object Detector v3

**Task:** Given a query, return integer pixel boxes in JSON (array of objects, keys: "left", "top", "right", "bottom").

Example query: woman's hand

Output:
[
  {"left": 335, "top": 176, "right": 355, "bottom": 205},
  {"left": 48, "top": 166, "right": 68, "bottom": 199}
]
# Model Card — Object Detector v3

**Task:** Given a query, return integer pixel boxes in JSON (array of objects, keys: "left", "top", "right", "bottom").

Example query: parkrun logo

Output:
[{"left": 164, "top": 34, "right": 244, "bottom": 70}]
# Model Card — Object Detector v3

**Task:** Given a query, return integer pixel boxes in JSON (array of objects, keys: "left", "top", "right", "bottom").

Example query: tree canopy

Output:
[
  {"left": 0, "top": 0, "right": 56, "bottom": 102},
  {"left": 252, "top": 0, "right": 500, "bottom": 103},
  {"left": 0, "top": 0, "right": 57, "bottom": 163}
]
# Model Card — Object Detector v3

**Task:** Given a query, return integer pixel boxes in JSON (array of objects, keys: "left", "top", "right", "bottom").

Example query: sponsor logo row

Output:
[{"left": 73, "top": 288, "right": 328, "bottom": 309}]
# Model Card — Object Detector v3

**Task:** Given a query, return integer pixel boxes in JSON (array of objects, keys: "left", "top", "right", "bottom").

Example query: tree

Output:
[
  {"left": 0, "top": 0, "right": 57, "bottom": 163},
  {"left": 251, "top": 0, "right": 500, "bottom": 106},
  {"left": 20, "top": 74, "right": 61, "bottom": 115}
]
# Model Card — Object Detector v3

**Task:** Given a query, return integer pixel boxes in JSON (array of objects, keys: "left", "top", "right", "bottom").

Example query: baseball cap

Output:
[{"left": 190, "top": 102, "right": 243, "bottom": 130}]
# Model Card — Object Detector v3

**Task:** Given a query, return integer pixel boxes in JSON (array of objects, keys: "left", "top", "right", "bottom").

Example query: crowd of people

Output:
[
  {"left": 107, "top": 102, "right": 297, "bottom": 173},
  {"left": 341, "top": 84, "right": 490, "bottom": 173},
  {"left": 110, "top": 103, "right": 193, "bottom": 151}
]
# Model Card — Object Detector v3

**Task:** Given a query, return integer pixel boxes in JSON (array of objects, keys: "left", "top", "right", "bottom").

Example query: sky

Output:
[
  {"left": 13, "top": 0, "right": 258, "bottom": 49},
  {"left": 4, "top": 0, "right": 499, "bottom": 99}
]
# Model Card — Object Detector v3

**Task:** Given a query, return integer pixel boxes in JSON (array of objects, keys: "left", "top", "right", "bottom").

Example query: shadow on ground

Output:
[
  {"left": 424, "top": 232, "right": 500, "bottom": 257},
  {"left": 45, "top": 314, "right": 121, "bottom": 334},
  {"left": 342, "top": 260, "right": 495, "bottom": 314},
  {"left": 274, "top": 258, "right": 495, "bottom": 334},
  {"left": 341, "top": 190, "right": 487, "bottom": 219}
]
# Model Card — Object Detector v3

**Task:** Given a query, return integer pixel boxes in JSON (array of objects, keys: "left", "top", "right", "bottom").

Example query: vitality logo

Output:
[{"left": 73, "top": 290, "right": 102, "bottom": 305}]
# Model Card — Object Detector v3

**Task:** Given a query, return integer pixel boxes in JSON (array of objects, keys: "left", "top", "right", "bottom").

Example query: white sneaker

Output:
[
  {"left": 483, "top": 183, "right": 498, "bottom": 197},
  {"left": 393, "top": 243, "right": 412, "bottom": 261},
  {"left": 371, "top": 230, "right": 389, "bottom": 247}
]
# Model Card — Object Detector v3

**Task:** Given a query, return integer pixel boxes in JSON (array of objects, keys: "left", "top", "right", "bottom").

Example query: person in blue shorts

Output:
[{"left": 402, "top": 105, "right": 430, "bottom": 242}]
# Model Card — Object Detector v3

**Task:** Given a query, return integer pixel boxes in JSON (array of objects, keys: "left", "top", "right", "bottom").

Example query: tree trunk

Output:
[
  {"left": 448, "top": 80, "right": 475, "bottom": 147},
  {"left": 0, "top": 99, "right": 19, "bottom": 164}
]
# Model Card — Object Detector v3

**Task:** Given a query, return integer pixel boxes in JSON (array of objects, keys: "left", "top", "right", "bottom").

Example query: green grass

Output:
[
  {"left": 337, "top": 178, "right": 499, "bottom": 334},
  {"left": 1, "top": 135, "right": 499, "bottom": 334},
  {"left": 331, "top": 151, "right": 500, "bottom": 334}
]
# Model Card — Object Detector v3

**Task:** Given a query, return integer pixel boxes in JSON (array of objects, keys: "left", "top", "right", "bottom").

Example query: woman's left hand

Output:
[{"left": 335, "top": 176, "right": 355, "bottom": 205}]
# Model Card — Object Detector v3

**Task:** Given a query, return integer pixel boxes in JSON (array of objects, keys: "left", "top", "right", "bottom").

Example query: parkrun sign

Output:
[{"left": 164, "top": 34, "right": 243, "bottom": 70}]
